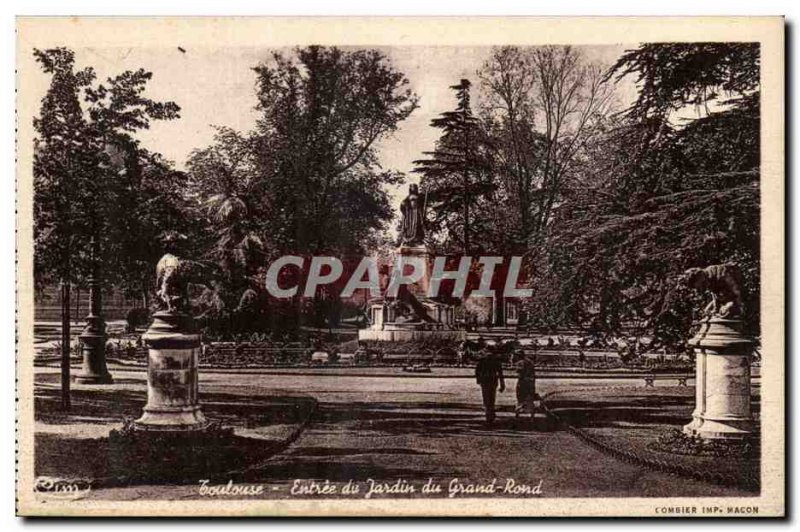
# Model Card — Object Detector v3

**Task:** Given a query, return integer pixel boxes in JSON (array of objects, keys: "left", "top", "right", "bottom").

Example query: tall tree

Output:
[
  {"left": 34, "top": 48, "right": 181, "bottom": 407},
  {"left": 187, "top": 46, "right": 418, "bottom": 333},
  {"left": 414, "top": 79, "right": 493, "bottom": 254},
  {"left": 477, "top": 47, "right": 543, "bottom": 254},
  {"left": 251, "top": 46, "right": 418, "bottom": 256},
  {"left": 186, "top": 127, "right": 265, "bottom": 334},
  {"left": 33, "top": 48, "right": 98, "bottom": 409},
  {"left": 476, "top": 46, "right": 615, "bottom": 255},
  {"left": 81, "top": 64, "right": 181, "bottom": 303},
  {"left": 608, "top": 42, "right": 760, "bottom": 122},
  {"left": 103, "top": 148, "right": 196, "bottom": 307},
  {"left": 533, "top": 43, "right": 760, "bottom": 347}
]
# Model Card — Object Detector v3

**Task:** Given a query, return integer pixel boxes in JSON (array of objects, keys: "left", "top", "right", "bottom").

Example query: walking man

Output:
[{"left": 475, "top": 352, "right": 505, "bottom": 424}]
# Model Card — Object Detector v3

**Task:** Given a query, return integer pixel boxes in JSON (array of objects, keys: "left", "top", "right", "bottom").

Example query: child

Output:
[{"left": 515, "top": 353, "right": 538, "bottom": 422}]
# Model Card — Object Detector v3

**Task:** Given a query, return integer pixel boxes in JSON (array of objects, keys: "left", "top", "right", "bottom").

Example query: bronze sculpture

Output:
[
  {"left": 155, "top": 253, "right": 206, "bottom": 314},
  {"left": 399, "top": 183, "right": 425, "bottom": 246},
  {"left": 684, "top": 263, "right": 744, "bottom": 319}
]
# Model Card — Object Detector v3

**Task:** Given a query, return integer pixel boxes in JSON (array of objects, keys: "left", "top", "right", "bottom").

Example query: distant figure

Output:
[
  {"left": 475, "top": 352, "right": 505, "bottom": 424},
  {"left": 515, "top": 354, "right": 537, "bottom": 422},
  {"left": 354, "top": 346, "right": 367, "bottom": 365},
  {"left": 457, "top": 340, "right": 467, "bottom": 367}
]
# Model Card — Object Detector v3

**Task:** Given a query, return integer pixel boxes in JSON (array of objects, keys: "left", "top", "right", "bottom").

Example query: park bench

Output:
[{"left": 643, "top": 374, "right": 690, "bottom": 387}]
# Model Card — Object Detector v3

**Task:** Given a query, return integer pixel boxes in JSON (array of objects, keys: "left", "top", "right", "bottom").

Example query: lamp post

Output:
[{"left": 74, "top": 236, "right": 113, "bottom": 384}]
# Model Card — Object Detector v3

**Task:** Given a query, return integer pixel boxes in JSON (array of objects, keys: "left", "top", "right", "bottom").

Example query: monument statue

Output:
[
  {"left": 155, "top": 253, "right": 208, "bottom": 314},
  {"left": 684, "top": 262, "right": 744, "bottom": 319},
  {"left": 359, "top": 182, "right": 458, "bottom": 342},
  {"left": 682, "top": 261, "right": 754, "bottom": 440},
  {"left": 136, "top": 253, "right": 209, "bottom": 432},
  {"left": 155, "top": 253, "right": 189, "bottom": 313},
  {"left": 400, "top": 184, "right": 425, "bottom": 246}
]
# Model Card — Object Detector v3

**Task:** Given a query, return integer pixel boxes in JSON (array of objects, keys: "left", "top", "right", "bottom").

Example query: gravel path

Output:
[{"left": 34, "top": 367, "right": 754, "bottom": 500}]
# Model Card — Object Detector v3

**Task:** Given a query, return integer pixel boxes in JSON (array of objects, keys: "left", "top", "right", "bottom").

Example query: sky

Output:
[{"left": 28, "top": 44, "right": 638, "bottom": 208}]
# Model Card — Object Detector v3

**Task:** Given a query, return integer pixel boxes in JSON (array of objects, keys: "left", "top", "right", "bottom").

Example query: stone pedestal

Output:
[
  {"left": 398, "top": 244, "right": 431, "bottom": 299},
  {"left": 134, "top": 311, "right": 208, "bottom": 432},
  {"left": 74, "top": 316, "right": 113, "bottom": 384},
  {"left": 360, "top": 235, "right": 463, "bottom": 344},
  {"left": 683, "top": 318, "right": 755, "bottom": 440},
  {"left": 360, "top": 295, "right": 461, "bottom": 343}
]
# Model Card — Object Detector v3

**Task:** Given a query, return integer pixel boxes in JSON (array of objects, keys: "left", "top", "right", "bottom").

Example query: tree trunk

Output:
[
  {"left": 60, "top": 280, "right": 71, "bottom": 410},
  {"left": 463, "top": 128, "right": 471, "bottom": 256},
  {"left": 494, "top": 293, "right": 506, "bottom": 327},
  {"left": 75, "top": 286, "right": 81, "bottom": 322}
]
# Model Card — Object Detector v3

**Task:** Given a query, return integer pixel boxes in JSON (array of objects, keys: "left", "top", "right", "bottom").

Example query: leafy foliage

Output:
[
  {"left": 187, "top": 46, "right": 419, "bottom": 335},
  {"left": 529, "top": 43, "right": 761, "bottom": 347},
  {"left": 33, "top": 48, "right": 100, "bottom": 287},
  {"left": 34, "top": 43, "right": 763, "bottom": 350},
  {"left": 414, "top": 79, "right": 494, "bottom": 254},
  {"left": 608, "top": 42, "right": 760, "bottom": 120},
  {"left": 478, "top": 46, "right": 615, "bottom": 254},
  {"left": 33, "top": 47, "right": 183, "bottom": 407},
  {"left": 34, "top": 47, "right": 183, "bottom": 302},
  {"left": 251, "top": 46, "right": 418, "bottom": 256}
]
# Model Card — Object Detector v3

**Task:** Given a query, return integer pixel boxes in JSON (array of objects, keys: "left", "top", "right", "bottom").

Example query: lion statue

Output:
[
  {"left": 155, "top": 254, "right": 207, "bottom": 313},
  {"left": 683, "top": 263, "right": 744, "bottom": 319}
]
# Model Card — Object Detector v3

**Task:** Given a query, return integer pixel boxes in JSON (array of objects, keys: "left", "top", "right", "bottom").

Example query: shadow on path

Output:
[
  {"left": 34, "top": 386, "right": 316, "bottom": 486},
  {"left": 550, "top": 389, "right": 760, "bottom": 430}
]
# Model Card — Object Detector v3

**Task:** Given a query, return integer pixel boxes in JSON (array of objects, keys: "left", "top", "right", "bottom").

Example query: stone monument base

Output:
[
  {"left": 134, "top": 310, "right": 210, "bottom": 434},
  {"left": 683, "top": 318, "right": 756, "bottom": 441},
  {"left": 682, "top": 416, "right": 755, "bottom": 440},
  {"left": 359, "top": 295, "right": 462, "bottom": 343},
  {"left": 73, "top": 371, "right": 114, "bottom": 385},
  {"left": 133, "top": 407, "right": 210, "bottom": 433}
]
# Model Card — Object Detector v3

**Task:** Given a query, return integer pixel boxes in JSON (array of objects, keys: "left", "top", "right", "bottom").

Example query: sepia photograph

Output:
[{"left": 14, "top": 16, "right": 785, "bottom": 517}]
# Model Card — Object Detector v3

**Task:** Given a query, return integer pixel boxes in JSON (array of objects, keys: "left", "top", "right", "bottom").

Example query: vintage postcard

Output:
[{"left": 15, "top": 17, "right": 784, "bottom": 517}]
